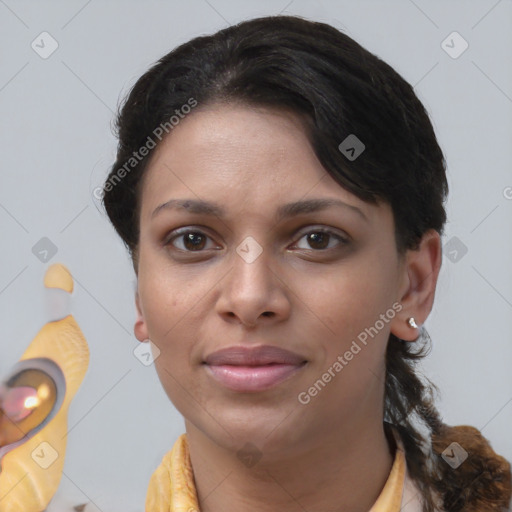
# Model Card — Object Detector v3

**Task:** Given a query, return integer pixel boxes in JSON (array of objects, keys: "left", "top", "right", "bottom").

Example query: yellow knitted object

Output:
[
  {"left": 0, "top": 264, "right": 89, "bottom": 512},
  {"left": 145, "top": 434, "right": 199, "bottom": 512}
]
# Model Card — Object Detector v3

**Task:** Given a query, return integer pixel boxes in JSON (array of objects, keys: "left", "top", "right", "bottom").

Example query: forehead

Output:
[
  {"left": 143, "top": 103, "right": 317, "bottom": 180},
  {"left": 148, "top": 103, "right": 312, "bottom": 167},
  {"left": 139, "top": 103, "right": 385, "bottom": 225}
]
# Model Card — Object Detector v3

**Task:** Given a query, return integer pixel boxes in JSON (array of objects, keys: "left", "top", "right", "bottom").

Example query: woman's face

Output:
[{"left": 134, "top": 103, "right": 411, "bottom": 455}]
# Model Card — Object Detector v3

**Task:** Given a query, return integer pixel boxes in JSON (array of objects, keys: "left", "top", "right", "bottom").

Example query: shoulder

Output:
[
  {"left": 401, "top": 466, "right": 445, "bottom": 512},
  {"left": 145, "top": 448, "right": 174, "bottom": 511},
  {"left": 145, "top": 434, "right": 199, "bottom": 512},
  {"left": 393, "top": 426, "right": 445, "bottom": 512}
]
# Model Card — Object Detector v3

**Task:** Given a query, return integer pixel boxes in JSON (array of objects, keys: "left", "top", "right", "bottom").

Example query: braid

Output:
[{"left": 385, "top": 331, "right": 511, "bottom": 511}]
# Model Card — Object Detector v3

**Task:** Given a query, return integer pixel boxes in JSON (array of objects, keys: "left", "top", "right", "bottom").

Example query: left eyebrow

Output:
[{"left": 151, "top": 197, "right": 368, "bottom": 222}]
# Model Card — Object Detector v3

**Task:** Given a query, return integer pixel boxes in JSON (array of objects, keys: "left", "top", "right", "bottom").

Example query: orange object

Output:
[{"left": 0, "top": 264, "right": 89, "bottom": 512}]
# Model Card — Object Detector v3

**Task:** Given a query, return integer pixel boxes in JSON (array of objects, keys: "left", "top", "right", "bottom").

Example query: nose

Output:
[{"left": 215, "top": 238, "right": 291, "bottom": 327}]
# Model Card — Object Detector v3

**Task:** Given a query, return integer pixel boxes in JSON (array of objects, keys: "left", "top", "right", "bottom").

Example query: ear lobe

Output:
[
  {"left": 390, "top": 229, "right": 442, "bottom": 342},
  {"left": 134, "top": 289, "right": 149, "bottom": 342}
]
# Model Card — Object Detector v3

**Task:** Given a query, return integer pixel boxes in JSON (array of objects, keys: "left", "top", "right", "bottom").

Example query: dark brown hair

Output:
[{"left": 101, "top": 14, "right": 511, "bottom": 511}]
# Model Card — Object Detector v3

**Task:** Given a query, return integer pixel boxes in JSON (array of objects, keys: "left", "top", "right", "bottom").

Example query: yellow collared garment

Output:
[{"left": 145, "top": 428, "right": 420, "bottom": 512}]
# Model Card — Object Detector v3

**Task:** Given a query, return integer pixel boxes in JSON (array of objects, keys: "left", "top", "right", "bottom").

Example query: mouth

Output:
[
  {"left": 202, "top": 360, "right": 308, "bottom": 392},
  {"left": 202, "top": 344, "right": 308, "bottom": 392}
]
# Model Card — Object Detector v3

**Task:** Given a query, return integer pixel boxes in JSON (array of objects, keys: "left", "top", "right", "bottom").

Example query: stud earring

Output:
[{"left": 407, "top": 317, "right": 418, "bottom": 329}]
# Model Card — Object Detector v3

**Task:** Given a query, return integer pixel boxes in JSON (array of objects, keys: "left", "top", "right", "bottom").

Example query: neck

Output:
[{"left": 185, "top": 419, "right": 395, "bottom": 512}]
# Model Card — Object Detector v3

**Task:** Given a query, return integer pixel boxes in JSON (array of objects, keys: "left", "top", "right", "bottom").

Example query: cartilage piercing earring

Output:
[{"left": 407, "top": 317, "right": 418, "bottom": 329}]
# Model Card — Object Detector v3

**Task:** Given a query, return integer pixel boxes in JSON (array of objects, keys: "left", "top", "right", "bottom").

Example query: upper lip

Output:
[{"left": 204, "top": 345, "right": 307, "bottom": 366}]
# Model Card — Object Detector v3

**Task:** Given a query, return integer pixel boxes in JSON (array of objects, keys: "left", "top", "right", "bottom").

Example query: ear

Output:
[
  {"left": 134, "top": 288, "right": 149, "bottom": 343},
  {"left": 390, "top": 229, "right": 442, "bottom": 341}
]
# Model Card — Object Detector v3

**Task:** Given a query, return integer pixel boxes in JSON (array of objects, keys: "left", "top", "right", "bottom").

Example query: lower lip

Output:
[{"left": 204, "top": 363, "right": 306, "bottom": 392}]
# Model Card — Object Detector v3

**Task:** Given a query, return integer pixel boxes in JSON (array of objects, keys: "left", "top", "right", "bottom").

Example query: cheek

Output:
[
  {"left": 147, "top": 292, "right": 203, "bottom": 412},
  {"left": 153, "top": 356, "right": 204, "bottom": 422},
  {"left": 298, "top": 257, "right": 395, "bottom": 390},
  {"left": 139, "top": 268, "right": 199, "bottom": 337},
  {"left": 300, "top": 271, "right": 392, "bottom": 409},
  {"left": 302, "top": 260, "right": 392, "bottom": 337}
]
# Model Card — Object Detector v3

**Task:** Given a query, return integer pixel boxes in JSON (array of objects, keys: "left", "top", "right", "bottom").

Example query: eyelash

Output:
[{"left": 163, "top": 227, "right": 349, "bottom": 254}]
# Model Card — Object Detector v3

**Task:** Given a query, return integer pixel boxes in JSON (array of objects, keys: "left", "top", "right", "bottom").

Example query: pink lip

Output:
[
  {"left": 203, "top": 345, "right": 307, "bottom": 392},
  {"left": 204, "top": 363, "right": 306, "bottom": 392}
]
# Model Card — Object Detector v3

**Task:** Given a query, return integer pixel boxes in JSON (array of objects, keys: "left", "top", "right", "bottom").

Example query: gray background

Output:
[{"left": 1, "top": 1, "right": 511, "bottom": 510}]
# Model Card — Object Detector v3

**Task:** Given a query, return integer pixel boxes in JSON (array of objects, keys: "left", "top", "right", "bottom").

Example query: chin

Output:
[{"left": 193, "top": 405, "right": 307, "bottom": 453}]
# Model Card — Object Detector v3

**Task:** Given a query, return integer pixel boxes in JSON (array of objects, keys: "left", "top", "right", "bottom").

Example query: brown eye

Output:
[
  {"left": 306, "top": 232, "right": 329, "bottom": 250},
  {"left": 295, "top": 229, "right": 348, "bottom": 251},
  {"left": 166, "top": 230, "right": 214, "bottom": 252}
]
